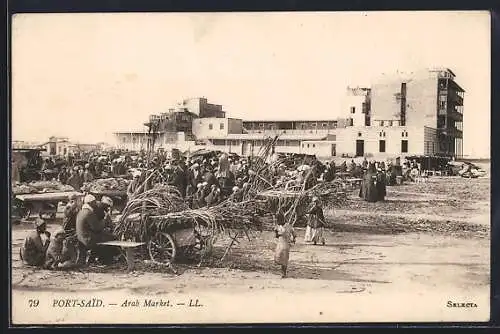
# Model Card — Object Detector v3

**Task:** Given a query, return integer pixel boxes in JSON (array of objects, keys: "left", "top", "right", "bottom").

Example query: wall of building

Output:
[
  {"left": 182, "top": 98, "right": 201, "bottom": 116},
  {"left": 192, "top": 118, "right": 236, "bottom": 139},
  {"left": 300, "top": 141, "right": 337, "bottom": 157},
  {"left": 370, "top": 80, "right": 402, "bottom": 123},
  {"left": 424, "top": 126, "right": 439, "bottom": 155},
  {"left": 370, "top": 72, "right": 439, "bottom": 129},
  {"left": 330, "top": 126, "right": 424, "bottom": 158},
  {"left": 227, "top": 118, "right": 243, "bottom": 134},
  {"left": 406, "top": 77, "right": 438, "bottom": 128},
  {"left": 341, "top": 94, "right": 367, "bottom": 127}
]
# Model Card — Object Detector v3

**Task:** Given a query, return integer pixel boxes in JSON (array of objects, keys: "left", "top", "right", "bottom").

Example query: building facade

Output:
[{"left": 113, "top": 68, "right": 465, "bottom": 159}]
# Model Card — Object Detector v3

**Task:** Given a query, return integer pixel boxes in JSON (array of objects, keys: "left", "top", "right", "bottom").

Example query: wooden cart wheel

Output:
[{"left": 148, "top": 232, "right": 177, "bottom": 264}]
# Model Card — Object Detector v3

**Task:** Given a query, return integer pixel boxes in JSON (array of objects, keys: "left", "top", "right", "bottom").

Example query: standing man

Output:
[
  {"left": 67, "top": 167, "right": 84, "bottom": 191},
  {"left": 127, "top": 172, "right": 144, "bottom": 200}
]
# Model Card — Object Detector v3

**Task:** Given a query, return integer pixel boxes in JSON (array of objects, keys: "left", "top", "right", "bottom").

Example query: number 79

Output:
[{"left": 28, "top": 299, "right": 39, "bottom": 307}]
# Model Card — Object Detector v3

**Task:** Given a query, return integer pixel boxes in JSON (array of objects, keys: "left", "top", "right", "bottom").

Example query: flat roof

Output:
[
  {"left": 207, "top": 133, "right": 327, "bottom": 141},
  {"left": 114, "top": 130, "right": 165, "bottom": 134},
  {"left": 243, "top": 119, "right": 341, "bottom": 123}
]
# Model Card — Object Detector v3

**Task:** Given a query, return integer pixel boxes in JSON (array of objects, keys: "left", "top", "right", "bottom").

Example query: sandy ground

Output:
[{"left": 10, "top": 174, "right": 491, "bottom": 324}]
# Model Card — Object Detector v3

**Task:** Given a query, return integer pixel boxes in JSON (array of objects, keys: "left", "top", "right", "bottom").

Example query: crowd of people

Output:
[{"left": 20, "top": 147, "right": 432, "bottom": 275}]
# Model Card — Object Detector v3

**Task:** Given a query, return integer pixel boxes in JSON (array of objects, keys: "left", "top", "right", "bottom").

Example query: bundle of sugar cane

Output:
[
  {"left": 113, "top": 184, "right": 188, "bottom": 238},
  {"left": 242, "top": 136, "right": 284, "bottom": 200},
  {"left": 122, "top": 199, "right": 265, "bottom": 241}
]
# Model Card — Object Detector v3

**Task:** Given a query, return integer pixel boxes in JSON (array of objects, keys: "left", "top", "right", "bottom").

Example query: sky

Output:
[{"left": 12, "top": 11, "right": 490, "bottom": 158}]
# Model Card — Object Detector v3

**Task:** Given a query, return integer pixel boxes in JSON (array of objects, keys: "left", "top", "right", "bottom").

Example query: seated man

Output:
[
  {"left": 76, "top": 195, "right": 116, "bottom": 265},
  {"left": 44, "top": 228, "right": 79, "bottom": 270},
  {"left": 94, "top": 196, "right": 115, "bottom": 233},
  {"left": 20, "top": 218, "right": 51, "bottom": 267}
]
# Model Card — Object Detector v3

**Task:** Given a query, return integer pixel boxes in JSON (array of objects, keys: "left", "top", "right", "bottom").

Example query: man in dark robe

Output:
[
  {"left": 62, "top": 194, "right": 80, "bottom": 232},
  {"left": 323, "top": 163, "right": 335, "bottom": 182},
  {"left": 76, "top": 195, "right": 115, "bottom": 265},
  {"left": 67, "top": 167, "right": 84, "bottom": 191},
  {"left": 172, "top": 165, "right": 188, "bottom": 198},
  {"left": 376, "top": 169, "right": 387, "bottom": 201},
  {"left": 362, "top": 163, "right": 378, "bottom": 202}
]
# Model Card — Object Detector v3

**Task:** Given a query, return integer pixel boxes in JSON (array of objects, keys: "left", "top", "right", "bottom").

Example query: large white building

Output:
[{"left": 114, "top": 68, "right": 464, "bottom": 159}]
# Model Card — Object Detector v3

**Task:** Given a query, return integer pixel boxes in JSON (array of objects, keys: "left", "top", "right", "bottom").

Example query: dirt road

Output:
[{"left": 11, "top": 175, "right": 490, "bottom": 323}]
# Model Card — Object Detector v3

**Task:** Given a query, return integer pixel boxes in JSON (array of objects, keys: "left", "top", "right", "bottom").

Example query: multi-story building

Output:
[
  {"left": 113, "top": 68, "right": 464, "bottom": 159},
  {"left": 369, "top": 68, "right": 464, "bottom": 158}
]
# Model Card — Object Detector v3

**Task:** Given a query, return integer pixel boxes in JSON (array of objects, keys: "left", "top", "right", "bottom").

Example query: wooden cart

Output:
[
  {"left": 117, "top": 213, "right": 213, "bottom": 265},
  {"left": 15, "top": 191, "right": 84, "bottom": 220}
]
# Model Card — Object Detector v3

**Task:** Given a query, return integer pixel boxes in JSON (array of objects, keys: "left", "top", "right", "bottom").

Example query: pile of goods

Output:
[
  {"left": 114, "top": 184, "right": 189, "bottom": 239},
  {"left": 81, "top": 178, "right": 131, "bottom": 194},
  {"left": 256, "top": 180, "right": 348, "bottom": 227},
  {"left": 12, "top": 180, "right": 75, "bottom": 195}
]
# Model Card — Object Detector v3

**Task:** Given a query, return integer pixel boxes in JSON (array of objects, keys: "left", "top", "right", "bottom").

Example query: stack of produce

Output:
[
  {"left": 81, "top": 178, "right": 131, "bottom": 194},
  {"left": 113, "top": 184, "right": 189, "bottom": 239},
  {"left": 120, "top": 198, "right": 267, "bottom": 242},
  {"left": 12, "top": 181, "right": 75, "bottom": 195}
]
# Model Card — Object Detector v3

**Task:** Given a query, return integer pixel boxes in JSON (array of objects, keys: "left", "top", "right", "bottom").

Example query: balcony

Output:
[
  {"left": 451, "top": 93, "right": 464, "bottom": 106},
  {"left": 449, "top": 110, "right": 463, "bottom": 122},
  {"left": 438, "top": 126, "right": 462, "bottom": 139}
]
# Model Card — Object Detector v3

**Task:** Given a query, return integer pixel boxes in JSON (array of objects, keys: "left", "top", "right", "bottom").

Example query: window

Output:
[
  {"left": 379, "top": 132, "right": 383, "bottom": 137},
  {"left": 389, "top": 121, "right": 393, "bottom": 126},
  {"left": 380, "top": 121, "right": 385, "bottom": 126},
  {"left": 302, "top": 144, "right": 305, "bottom": 148},
  {"left": 402, "top": 131, "right": 405, "bottom": 137},
  {"left": 350, "top": 107, "right": 356, "bottom": 114},
  {"left": 401, "top": 140, "right": 408, "bottom": 153},
  {"left": 307, "top": 144, "right": 310, "bottom": 148},
  {"left": 312, "top": 144, "right": 316, "bottom": 148},
  {"left": 322, "top": 123, "right": 327, "bottom": 128},
  {"left": 209, "top": 124, "right": 213, "bottom": 130},
  {"left": 440, "top": 101, "right": 446, "bottom": 108},
  {"left": 259, "top": 123, "right": 264, "bottom": 128},
  {"left": 358, "top": 132, "right": 362, "bottom": 137},
  {"left": 379, "top": 140, "right": 386, "bottom": 153},
  {"left": 220, "top": 123, "right": 224, "bottom": 130}
]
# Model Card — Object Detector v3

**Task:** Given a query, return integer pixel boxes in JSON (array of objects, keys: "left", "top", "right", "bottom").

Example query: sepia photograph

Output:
[{"left": 10, "top": 11, "right": 491, "bottom": 324}]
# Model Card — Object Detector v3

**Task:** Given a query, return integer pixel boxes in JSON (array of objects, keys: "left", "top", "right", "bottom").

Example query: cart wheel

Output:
[{"left": 148, "top": 232, "right": 177, "bottom": 264}]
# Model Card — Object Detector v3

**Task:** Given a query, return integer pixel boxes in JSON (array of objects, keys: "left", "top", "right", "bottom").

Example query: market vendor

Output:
[
  {"left": 62, "top": 193, "right": 81, "bottom": 233},
  {"left": 44, "top": 228, "right": 78, "bottom": 270},
  {"left": 95, "top": 196, "right": 114, "bottom": 232},
  {"left": 67, "top": 167, "right": 84, "bottom": 191},
  {"left": 127, "top": 171, "right": 144, "bottom": 199},
  {"left": 76, "top": 194, "right": 117, "bottom": 265},
  {"left": 83, "top": 163, "right": 94, "bottom": 183},
  {"left": 20, "top": 218, "right": 51, "bottom": 267}
]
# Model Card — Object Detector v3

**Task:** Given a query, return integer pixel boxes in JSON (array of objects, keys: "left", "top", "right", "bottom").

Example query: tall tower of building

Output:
[{"left": 369, "top": 68, "right": 464, "bottom": 158}]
